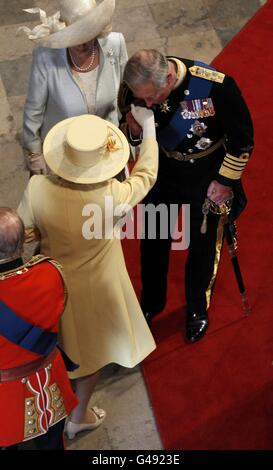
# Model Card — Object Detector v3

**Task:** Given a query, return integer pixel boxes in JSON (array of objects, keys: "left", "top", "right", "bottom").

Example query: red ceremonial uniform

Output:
[{"left": 0, "top": 255, "right": 78, "bottom": 447}]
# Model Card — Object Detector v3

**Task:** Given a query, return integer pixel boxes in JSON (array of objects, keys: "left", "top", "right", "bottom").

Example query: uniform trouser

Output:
[
  {"left": 2, "top": 420, "right": 65, "bottom": 450},
  {"left": 140, "top": 170, "right": 224, "bottom": 316}
]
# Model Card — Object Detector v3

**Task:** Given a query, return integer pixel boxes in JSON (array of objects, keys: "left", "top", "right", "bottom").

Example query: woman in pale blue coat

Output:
[{"left": 20, "top": 0, "right": 128, "bottom": 175}]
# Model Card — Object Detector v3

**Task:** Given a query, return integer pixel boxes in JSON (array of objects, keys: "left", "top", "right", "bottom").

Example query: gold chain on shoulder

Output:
[{"left": 24, "top": 254, "right": 51, "bottom": 267}]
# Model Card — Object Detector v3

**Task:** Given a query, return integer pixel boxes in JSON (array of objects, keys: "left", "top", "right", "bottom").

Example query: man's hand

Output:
[
  {"left": 207, "top": 180, "right": 233, "bottom": 205},
  {"left": 126, "top": 110, "right": 143, "bottom": 139}
]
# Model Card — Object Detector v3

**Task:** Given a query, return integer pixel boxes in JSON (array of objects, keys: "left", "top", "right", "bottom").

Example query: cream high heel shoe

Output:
[{"left": 65, "top": 406, "right": 106, "bottom": 440}]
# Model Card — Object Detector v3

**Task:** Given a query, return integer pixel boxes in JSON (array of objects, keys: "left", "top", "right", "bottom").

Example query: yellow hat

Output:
[{"left": 43, "top": 114, "right": 130, "bottom": 184}]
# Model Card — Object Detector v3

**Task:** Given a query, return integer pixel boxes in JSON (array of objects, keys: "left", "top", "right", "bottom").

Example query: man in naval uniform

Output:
[
  {"left": 0, "top": 208, "right": 78, "bottom": 449},
  {"left": 118, "top": 49, "right": 254, "bottom": 342}
]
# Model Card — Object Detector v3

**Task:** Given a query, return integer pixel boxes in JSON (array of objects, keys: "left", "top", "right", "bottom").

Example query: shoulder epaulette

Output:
[
  {"left": 25, "top": 255, "right": 64, "bottom": 275},
  {"left": 46, "top": 258, "right": 64, "bottom": 275},
  {"left": 26, "top": 255, "right": 64, "bottom": 276},
  {"left": 24, "top": 254, "right": 52, "bottom": 267},
  {"left": 189, "top": 65, "right": 225, "bottom": 83}
]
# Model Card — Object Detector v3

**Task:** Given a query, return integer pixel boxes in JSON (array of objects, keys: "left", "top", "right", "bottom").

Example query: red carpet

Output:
[{"left": 123, "top": 0, "right": 273, "bottom": 450}]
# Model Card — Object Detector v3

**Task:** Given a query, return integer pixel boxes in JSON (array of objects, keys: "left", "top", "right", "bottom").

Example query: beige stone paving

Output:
[{"left": 0, "top": 77, "right": 13, "bottom": 136}]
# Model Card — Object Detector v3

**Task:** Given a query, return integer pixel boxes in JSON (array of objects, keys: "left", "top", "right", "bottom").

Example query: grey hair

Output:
[
  {"left": 0, "top": 208, "right": 25, "bottom": 259},
  {"left": 123, "top": 49, "right": 169, "bottom": 91}
]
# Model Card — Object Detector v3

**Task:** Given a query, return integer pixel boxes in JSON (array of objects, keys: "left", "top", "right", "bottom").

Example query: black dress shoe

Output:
[{"left": 186, "top": 310, "right": 209, "bottom": 343}]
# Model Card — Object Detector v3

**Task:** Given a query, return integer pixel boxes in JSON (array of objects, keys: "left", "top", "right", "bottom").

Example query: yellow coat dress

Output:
[{"left": 18, "top": 138, "right": 158, "bottom": 379}]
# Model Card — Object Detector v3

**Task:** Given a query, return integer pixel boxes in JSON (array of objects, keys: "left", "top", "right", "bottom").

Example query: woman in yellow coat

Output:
[{"left": 17, "top": 107, "right": 158, "bottom": 439}]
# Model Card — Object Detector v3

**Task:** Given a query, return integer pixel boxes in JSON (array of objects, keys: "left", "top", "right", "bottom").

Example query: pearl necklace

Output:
[{"left": 68, "top": 44, "right": 97, "bottom": 72}]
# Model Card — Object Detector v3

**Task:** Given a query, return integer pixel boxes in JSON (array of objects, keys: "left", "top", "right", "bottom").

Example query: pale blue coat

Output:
[{"left": 23, "top": 32, "right": 128, "bottom": 153}]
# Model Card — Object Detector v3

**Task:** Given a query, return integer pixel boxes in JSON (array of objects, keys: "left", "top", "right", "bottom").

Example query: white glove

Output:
[
  {"left": 131, "top": 104, "right": 156, "bottom": 139},
  {"left": 26, "top": 151, "right": 48, "bottom": 175}
]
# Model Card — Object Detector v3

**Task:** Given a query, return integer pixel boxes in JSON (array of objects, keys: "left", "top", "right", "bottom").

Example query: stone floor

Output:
[{"left": 0, "top": 0, "right": 266, "bottom": 451}]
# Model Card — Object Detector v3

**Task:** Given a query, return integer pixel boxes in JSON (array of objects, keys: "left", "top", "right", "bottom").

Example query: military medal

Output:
[
  {"left": 180, "top": 98, "right": 216, "bottom": 119},
  {"left": 160, "top": 99, "right": 171, "bottom": 113},
  {"left": 180, "top": 101, "right": 191, "bottom": 119},
  {"left": 202, "top": 98, "right": 215, "bottom": 117},
  {"left": 190, "top": 120, "right": 207, "bottom": 137},
  {"left": 195, "top": 137, "right": 213, "bottom": 150}
]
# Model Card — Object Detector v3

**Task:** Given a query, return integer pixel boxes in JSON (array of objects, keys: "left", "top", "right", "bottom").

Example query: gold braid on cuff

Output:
[{"left": 219, "top": 152, "right": 249, "bottom": 180}]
